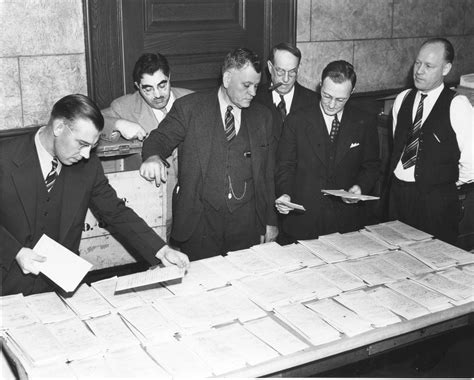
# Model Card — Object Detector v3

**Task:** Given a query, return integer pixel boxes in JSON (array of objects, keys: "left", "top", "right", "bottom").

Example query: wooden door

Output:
[{"left": 84, "top": 0, "right": 296, "bottom": 108}]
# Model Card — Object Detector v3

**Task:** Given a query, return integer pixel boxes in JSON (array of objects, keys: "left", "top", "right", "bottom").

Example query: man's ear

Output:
[
  {"left": 267, "top": 60, "right": 272, "bottom": 73},
  {"left": 442, "top": 62, "right": 452, "bottom": 77},
  {"left": 52, "top": 119, "right": 65, "bottom": 137},
  {"left": 222, "top": 70, "right": 232, "bottom": 88},
  {"left": 134, "top": 81, "right": 140, "bottom": 90}
]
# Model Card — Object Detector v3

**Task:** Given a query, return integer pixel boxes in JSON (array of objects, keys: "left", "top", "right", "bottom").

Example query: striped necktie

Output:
[
  {"left": 45, "top": 157, "right": 58, "bottom": 192},
  {"left": 225, "top": 105, "right": 236, "bottom": 141},
  {"left": 401, "top": 93, "right": 427, "bottom": 169},
  {"left": 329, "top": 114, "right": 340, "bottom": 143},
  {"left": 277, "top": 94, "right": 287, "bottom": 120}
]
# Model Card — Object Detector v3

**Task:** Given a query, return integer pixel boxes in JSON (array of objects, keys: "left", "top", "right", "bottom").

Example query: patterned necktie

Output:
[
  {"left": 45, "top": 157, "right": 58, "bottom": 192},
  {"left": 401, "top": 93, "right": 427, "bottom": 169},
  {"left": 225, "top": 105, "right": 236, "bottom": 141},
  {"left": 277, "top": 94, "right": 287, "bottom": 120},
  {"left": 329, "top": 114, "right": 340, "bottom": 143}
]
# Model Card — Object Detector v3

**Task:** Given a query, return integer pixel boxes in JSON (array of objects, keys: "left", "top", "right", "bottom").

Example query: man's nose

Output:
[
  {"left": 282, "top": 71, "right": 290, "bottom": 83},
  {"left": 248, "top": 86, "right": 257, "bottom": 97},
  {"left": 328, "top": 98, "right": 336, "bottom": 108},
  {"left": 80, "top": 146, "right": 91, "bottom": 159}
]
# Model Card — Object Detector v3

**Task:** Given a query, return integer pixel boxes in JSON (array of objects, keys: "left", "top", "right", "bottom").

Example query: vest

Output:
[
  {"left": 390, "top": 87, "right": 459, "bottom": 191},
  {"left": 202, "top": 118, "right": 254, "bottom": 212}
]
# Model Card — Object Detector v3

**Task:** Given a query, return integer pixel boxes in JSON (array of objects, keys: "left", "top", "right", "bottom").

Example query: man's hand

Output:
[
  {"left": 156, "top": 245, "right": 190, "bottom": 270},
  {"left": 342, "top": 185, "right": 361, "bottom": 204},
  {"left": 15, "top": 248, "right": 46, "bottom": 275},
  {"left": 260, "top": 225, "right": 278, "bottom": 243},
  {"left": 140, "top": 155, "right": 167, "bottom": 187},
  {"left": 275, "top": 194, "right": 293, "bottom": 214},
  {"left": 115, "top": 120, "right": 147, "bottom": 140}
]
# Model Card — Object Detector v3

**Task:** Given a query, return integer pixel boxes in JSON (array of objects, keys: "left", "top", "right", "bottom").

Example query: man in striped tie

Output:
[
  {"left": 0, "top": 94, "right": 189, "bottom": 296},
  {"left": 140, "top": 48, "right": 278, "bottom": 260},
  {"left": 388, "top": 38, "right": 473, "bottom": 244}
]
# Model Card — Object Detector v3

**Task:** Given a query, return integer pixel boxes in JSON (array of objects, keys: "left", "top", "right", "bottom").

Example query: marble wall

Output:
[
  {"left": 0, "top": 0, "right": 87, "bottom": 130},
  {"left": 296, "top": 0, "right": 474, "bottom": 93}
]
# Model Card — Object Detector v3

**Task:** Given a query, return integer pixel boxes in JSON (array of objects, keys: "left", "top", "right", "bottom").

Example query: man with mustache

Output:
[
  {"left": 101, "top": 53, "right": 193, "bottom": 241},
  {"left": 0, "top": 94, "right": 189, "bottom": 296},
  {"left": 388, "top": 38, "right": 473, "bottom": 244},
  {"left": 140, "top": 48, "right": 278, "bottom": 260}
]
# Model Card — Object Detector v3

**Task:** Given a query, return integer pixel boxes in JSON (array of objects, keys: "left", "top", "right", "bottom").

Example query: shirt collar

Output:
[{"left": 35, "top": 126, "right": 62, "bottom": 178}]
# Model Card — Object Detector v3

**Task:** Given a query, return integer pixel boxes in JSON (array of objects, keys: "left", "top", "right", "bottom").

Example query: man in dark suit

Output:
[
  {"left": 140, "top": 48, "right": 278, "bottom": 261},
  {"left": 275, "top": 60, "right": 380, "bottom": 242},
  {"left": 253, "top": 42, "right": 317, "bottom": 143},
  {"left": 0, "top": 94, "right": 189, "bottom": 296}
]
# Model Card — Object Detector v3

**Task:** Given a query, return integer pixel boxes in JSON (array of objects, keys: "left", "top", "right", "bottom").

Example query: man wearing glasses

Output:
[
  {"left": 254, "top": 42, "right": 317, "bottom": 142},
  {"left": 0, "top": 94, "right": 189, "bottom": 296},
  {"left": 275, "top": 60, "right": 380, "bottom": 243},
  {"left": 101, "top": 53, "right": 192, "bottom": 241}
]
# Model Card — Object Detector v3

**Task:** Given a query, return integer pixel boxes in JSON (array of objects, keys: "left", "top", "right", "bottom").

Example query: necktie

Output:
[
  {"left": 401, "top": 93, "right": 427, "bottom": 169},
  {"left": 225, "top": 105, "right": 236, "bottom": 141},
  {"left": 329, "top": 114, "right": 340, "bottom": 143},
  {"left": 45, "top": 157, "right": 58, "bottom": 192},
  {"left": 277, "top": 95, "right": 286, "bottom": 120}
]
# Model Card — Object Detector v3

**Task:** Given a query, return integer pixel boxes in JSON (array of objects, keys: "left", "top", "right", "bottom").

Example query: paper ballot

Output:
[
  {"left": 322, "top": 189, "right": 379, "bottom": 201},
  {"left": 116, "top": 265, "right": 185, "bottom": 292},
  {"left": 34, "top": 234, "right": 92, "bottom": 293}
]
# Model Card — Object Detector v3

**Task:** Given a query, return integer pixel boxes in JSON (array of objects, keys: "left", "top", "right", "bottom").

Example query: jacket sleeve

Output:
[{"left": 100, "top": 100, "right": 124, "bottom": 141}]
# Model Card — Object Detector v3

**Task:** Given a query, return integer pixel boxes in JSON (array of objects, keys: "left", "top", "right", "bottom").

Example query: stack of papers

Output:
[
  {"left": 311, "top": 264, "right": 366, "bottom": 292},
  {"left": 210, "top": 286, "right": 267, "bottom": 322},
  {"left": 274, "top": 303, "right": 340, "bottom": 346},
  {"left": 418, "top": 240, "right": 474, "bottom": 265},
  {"left": 85, "top": 313, "right": 140, "bottom": 351},
  {"left": 0, "top": 294, "right": 39, "bottom": 329},
  {"left": 279, "top": 243, "right": 327, "bottom": 267},
  {"left": 411, "top": 273, "right": 473, "bottom": 303},
  {"left": 366, "top": 286, "right": 431, "bottom": 320},
  {"left": 132, "top": 283, "right": 173, "bottom": 304},
  {"left": 286, "top": 267, "right": 342, "bottom": 300},
  {"left": 25, "top": 292, "right": 76, "bottom": 324},
  {"left": 380, "top": 250, "right": 433, "bottom": 276},
  {"left": 199, "top": 255, "right": 248, "bottom": 281},
  {"left": 387, "top": 279, "right": 453, "bottom": 312},
  {"left": 319, "top": 231, "right": 390, "bottom": 259},
  {"left": 115, "top": 265, "right": 185, "bottom": 292},
  {"left": 118, "top": 304, "right": 177, "bottom": 345},
  {"left": 6, "top": 323, "right": 66, "bottom": 366},
  {"left": 46, "top": 317, "right": 103, "bottom": 361},
  {"left": 250, "top": 242, "right": 305, "bottom": 272},
  {"left": 321, "top": 189, "right": 379, "bottom": 201},
  {"left": 91, "top": 277, "right": 144, "bottom": 310},
  {"left": 334, "top": 290, "right": 402, "bottom": 327},
  {"left": 243, "top": 317, "right": 309, "bottom": 356},
  {"left": 61, "top": 284, "right": 111, "bottom": 319},
  {"left": 298, "top": 239, "right": 349, "bottom": 263},
  {"left": 225, "top": 248, "right": 280, "bottom": 275},
  {"left": 306, "top": 298, "right": 373, "bottom": 337},
  {"left": 381, "top": 220, "right": 432, "bottom": 242},
  {"left": 403, "top": 242, "right": 458, "bottom": 270},
  {"left": 365, "top": 224, "right": 416, "bottom": 246},
  {"left": 146, "top": 339, "right": 214, "bottom": 378}
]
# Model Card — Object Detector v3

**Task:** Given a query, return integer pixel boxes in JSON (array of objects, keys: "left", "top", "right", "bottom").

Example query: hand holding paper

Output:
[
  {"left": 275, "top": 194, "right": 306, "bottom": 214},
  {"left": 34, "top": 234, "right": 93, "bottom": 293},
  {"left": 322, "top": 189, "right": 379, "bottom": 201}
]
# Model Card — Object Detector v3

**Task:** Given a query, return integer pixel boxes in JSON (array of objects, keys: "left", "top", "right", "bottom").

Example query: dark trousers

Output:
[
  {"left": 388, "top": 177, "right": 460, "bottom": 244},
  {"left": 179, "top": 200, "right": 260, "bottom": 261}
]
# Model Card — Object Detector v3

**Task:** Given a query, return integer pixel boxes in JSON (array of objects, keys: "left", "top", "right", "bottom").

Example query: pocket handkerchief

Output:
[{"left": 350, "top": 142, "right": 360, "bottom": 149}]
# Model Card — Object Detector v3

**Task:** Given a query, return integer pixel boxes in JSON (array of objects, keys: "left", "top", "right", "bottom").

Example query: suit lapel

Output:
[
  {"left": 335, "top": 107, "right": 355, "bottom": 165},
  {"left": 305, "top": 106, "right": 328, "bottom": 165},
  {"left": 134, "top": 94, "right": 158, "bottom": 131}
]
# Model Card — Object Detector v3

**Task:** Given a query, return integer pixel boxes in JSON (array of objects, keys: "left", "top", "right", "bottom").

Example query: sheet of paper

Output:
[
  {"left": 286, "top": 267, "right": 342, "bottom": 300},
  {"left": 280, "top": 243, "right": 327, "bottom": 267},
  {"left": 403, "top": 241, "right": 458, "bottom": 270},
  {"left": 380, "top": 250, "right": 433, "bottom": 276},
  {"left": 275, "top": 198, "right": 306, "bottom": 210},
  {"left": 319, "top": 231, "right": 389, "bottom": 259},
  {"left": 439, "top": 267, "right": 474, "bottom": 286},
  {"left": 133, "top": 282, "right": 173, "bottom": 304},
  {"left": 69, "top": 355, "right": 116, "bottom": 378},
  {"left": 311, "top": 264, "right": 366, "bottom": 292},
  {"left": 298, "top": 239, "right": 349, "bottom": 263},
  {"left": 250, "top": 242, "right": 304, "bottom": 272},
  {"left": 274, "top": 303, "right": 340, "bottom": 346},
  {"left": 91, "top": 277, "right": 144, "bottom": 309},
  {"left": 334, "top": 290, "right": 401, "bottom": 327},
  {"left": 47, "top": 317, "right": 103, "bottom": 361},
  {"left": 365, "top": 224, "right": 414, "bottom": 246},
  {"left": 244, "top": 317, "right": 309, "bottom": 356},
  {"left": 199, "top": 255, "right": 248, "bottom": 281},
  {"left": 337, "top": 257, "right": 397, "bottom": 286},
  {"left": 146, "top": 339, "right": 214, "bottom": 378},
  {"left": 306, "top": 298, "right": 373, "bottom": 337},
  {"left": 34, "top": 234, "right": 93, "bottom": 292},
  {"left": 417, "top": 239, "right": 474, "bottom": 265},
  {"left": 382, "top": 220, "right": 432, "bottom": 241},
  {"left": 116, "top": 266, "right": 185, "bottom": 292},
  {"left": 366, "top": 286, "right": 431, "bottom": 320},
  {"left": 387, "top": 279, "right": 453, "bottom": 312},
  {"left": 0, "top": 294, "right": 39, "bottom": 329},
  {"left": 6, "top": 323, "right": 66, "bottom": 366},
  {"left": 60, "top": 283, "right": 111, "bottom": 319},
  {"left": 321, "top": 189, "right": 379, "bottom": 201},
  {"left": 85, "top": 313, "right": 140, "bottom": 351},
  {"left": 411, "top": 272, "right": 473, "bottom": 301},
  {"left": 211, "top": 286, "right": 267, "bottom": 322},
  {"left": 25, "top": 292, "right": 76, "bottom": 324},
  {"left": 225, "top": 248, "right": 279, "bottom": 275}
]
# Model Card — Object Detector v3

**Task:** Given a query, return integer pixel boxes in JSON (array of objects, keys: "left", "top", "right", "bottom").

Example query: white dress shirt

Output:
[
  {"left": 272, "top": 86, "right": 295, "bottom": 115},
  {"left": 218, "top": 87, "right": 242, "bottom": 135},
  {"left": 35, "top": 127, "right": 62, "bottom": 179},
  {"left": 320, "top": 103, "right": 344, "bottom": 135},
  {"left": 392, "top": 83, "right": 474, "bottom": 184},
  {"left": 152, "top": 91, "right": 176, "bottom": 124}
]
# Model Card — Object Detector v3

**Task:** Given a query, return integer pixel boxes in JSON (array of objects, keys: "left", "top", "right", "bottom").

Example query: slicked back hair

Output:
[
  {"left": 268, "top": 42, "right": 302, "bottom": 65},
  {"left": 133, "top": 53, "right": 171, "bottom": 83},
  {"left": 50, "top": 94, "right": 104, "bottom": 132},
  {"left": 222, "top": 47, "right": 261, "bottom": 74},
  {"left": 321, "top": 60, "right": 357, "bottom": 89}
]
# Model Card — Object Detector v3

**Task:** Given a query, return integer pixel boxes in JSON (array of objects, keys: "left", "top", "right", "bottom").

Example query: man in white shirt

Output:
[{"left": 388, "top": 37, "right": 473, "bottom": 244}]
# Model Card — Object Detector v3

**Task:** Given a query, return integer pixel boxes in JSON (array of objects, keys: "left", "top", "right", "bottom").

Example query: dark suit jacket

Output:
[
  {"left": 142, "top": 88, "right": 277, "bottom": 242},
  {"left": 0, "top": 129, "right": 165, "bottom": 295},
  {"left": 254, "top": 82, "right": 318, "bottom": 142},
  {"left": 276, "top": 100, "right": 380, "bottom": 240}
]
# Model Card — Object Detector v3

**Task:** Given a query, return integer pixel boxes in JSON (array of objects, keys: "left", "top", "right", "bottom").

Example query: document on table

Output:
[
  {"left": 322, "top": 189, "right": 379, "bottom": 201},
  {"left": 411, "top": 272, "right": 473, "bottom": 301},
  {"left": 225, "top": 248, "right": 279, "bottom": 275},
  {"left": 380, "top": 250, "right": 433, "bottom": 276},
  {"left": 298, "top": 239, "right": 349, "bottom": 263},
  {"left": 243, "top": 317, "right": 309, "bottom": 356},
  {"left": 211, "top": 286, "right": 267, "bottom": 322},
  {"left": 0, "top": 293, "right": 39, "bottom": 329},
  {"left": 91, "top": 277, "right": 144, "bottom": 309},
  {"left": 364, "top": 223, "right": 414, "bottom": 246},
  {"left": 312, "top": 264, "right": 366, "bottom": 292},
  {"left": 286, "top": 267, "right": 342, "bottom": 300},
  {"left": 381, "top": 220, "right": 432, "bottom": 241},
  {"left": 403, "top": 241, "right": 458, "bottom": 270},
  {"left": 116, "top": 265, "right": 185, "bottom": 292},
  {"left": 61, "top": 283, "right": 111, "bottom": 319},
  {"left": 34, "top": 234, "right": 93, "bottom": 293},
  {"left": 25, "top": 292, "right": 76, "bottom": 324},
  {"left": 275, "top": 197, "right": 306, "bottom": 211}
]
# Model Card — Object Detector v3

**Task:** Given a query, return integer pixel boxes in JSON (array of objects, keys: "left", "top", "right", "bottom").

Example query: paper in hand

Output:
[
  {"left": 322, "top": 189, "right": 379, "bottom": 201},
  {"left": 116, "top": 265, "right": 186, "bottom": 292},
  {"left": 34, "top": 234, "right": 93, "bottom": 293},
  {"left": 276, "top": 198, "right": 306, "bottom": 211}
]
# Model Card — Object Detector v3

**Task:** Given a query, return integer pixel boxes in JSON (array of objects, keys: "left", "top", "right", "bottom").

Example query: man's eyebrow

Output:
[{"left": 158, "top": 79, "right": 168, "bottom": 85}]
